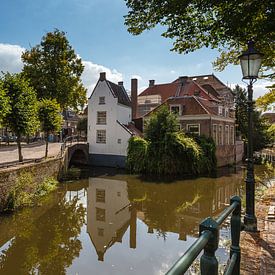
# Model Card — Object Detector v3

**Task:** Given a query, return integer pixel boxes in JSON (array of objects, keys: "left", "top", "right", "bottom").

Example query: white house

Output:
[{"left": 88, "top": 72, "right": 139, "bottom": 167}]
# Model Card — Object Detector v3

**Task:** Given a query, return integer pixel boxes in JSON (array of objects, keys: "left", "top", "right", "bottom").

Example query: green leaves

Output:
[
  {"left": 22, "top": 29, "right": 87, "bottom": 111},
  {"left": 125, "top": 0, "right": 275, "bottom": 79},
  {"left": 1, "top": 73, "right": 39, "bottom": 137},
  {"left": 38, "top": 99, "right": 63, "bottom": 134},
  {"left": 0, "top": 81, "right": 10, "bottom": 123}
]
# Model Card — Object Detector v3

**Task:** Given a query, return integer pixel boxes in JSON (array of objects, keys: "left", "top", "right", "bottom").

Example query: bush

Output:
[
  {"left": 4, "top": 172, "right": 58, "bottom": 212},
  {"left": 127, "top": 106, "right": 217, "bottom": 176}
]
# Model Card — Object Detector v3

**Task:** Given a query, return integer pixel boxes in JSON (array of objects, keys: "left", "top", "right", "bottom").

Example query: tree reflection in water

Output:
[{"left": 0, "top": 197, "right": 85, "bottom": 275}]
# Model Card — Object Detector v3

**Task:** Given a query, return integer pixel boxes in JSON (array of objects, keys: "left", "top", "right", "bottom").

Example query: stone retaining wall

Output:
[{"left": 0, "top": 158, "right": 62, "bottom": 212}]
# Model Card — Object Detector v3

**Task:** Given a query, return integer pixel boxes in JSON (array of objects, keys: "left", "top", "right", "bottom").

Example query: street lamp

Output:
[{"left": 239, "top": 41, "right": 264, "bottom": 232}]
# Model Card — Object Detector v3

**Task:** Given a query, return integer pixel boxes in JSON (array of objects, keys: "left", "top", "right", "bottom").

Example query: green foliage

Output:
[
  {"left": 22, "top": 29, "right": 87, "bottom": 110},
  {"left": 127, "top": 136, "right": 148, "bottom": 173},
  {"left": 5, "top": 173, "right": 58, "bottom": 212},
  {"left": 0, "top": 81, "right": 10, "bottom": 123},
  {"left": 38, "top": 99, "right": 63, "bottom": 134},
  {"left": 125, "top": 1, "right": 274, "bottom": 80},
  {"left": 77, "top": 117, "right": 88, "bottom": 135},
  {"left": 127, "top": 105, "right": 216, "bottom": 176},
  {"left": 256, "top": 89, "right": 275, "bottom": 111},
  {"left": 234, "top": 85, "right": 272, "bottom": 152},
  {"left": 190, "top": 134, "right": 217, "bottom": 173},
  {"left": 1, "top": 73, "right": 39, "bottom": 161}
]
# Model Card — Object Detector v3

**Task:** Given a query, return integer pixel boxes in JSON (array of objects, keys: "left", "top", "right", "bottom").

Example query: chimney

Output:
[
  {"left": 118, "top": 81, "right": 123, "bottom": 86},
  {"left": 131, "top": 78, "right": 138, "bottom": 120},
  {"left": 99, "top": 72, "right": 106, "bottom": 81},
  {"left": 178, "top": 76, "right": 188, "bottom": 84},
  {"left": 149, "top": 79, "right": 155, "bottom": 87}
]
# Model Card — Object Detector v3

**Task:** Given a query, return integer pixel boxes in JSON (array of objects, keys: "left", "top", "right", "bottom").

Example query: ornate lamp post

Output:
[{"left": 239, "top": 41, "right": 263, "bottom": 232}]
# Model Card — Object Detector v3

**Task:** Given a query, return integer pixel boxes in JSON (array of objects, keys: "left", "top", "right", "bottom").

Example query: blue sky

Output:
[{"left": 0, "top": 0, "right": 271, "bottom": 97}]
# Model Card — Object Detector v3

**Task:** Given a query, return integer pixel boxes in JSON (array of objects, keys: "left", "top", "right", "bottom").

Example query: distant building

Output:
[
  {"left": 62, "top": 109, "right": 80, "bottom": 139},
  {"left": 136, "top": 75, "right": 241, "bottom": 167},
  {"left": 87, "top": 72, "right": 141, "bottom": 167}
]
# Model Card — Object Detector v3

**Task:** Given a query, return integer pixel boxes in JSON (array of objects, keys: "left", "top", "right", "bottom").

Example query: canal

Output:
[{"left": 0, "top": 165, "right": 270, "bottom": 275}]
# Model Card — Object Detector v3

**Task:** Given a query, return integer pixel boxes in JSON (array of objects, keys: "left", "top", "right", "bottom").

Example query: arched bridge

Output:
[{"left": 60, "top": 142, "right": 89, "bottom": 173}]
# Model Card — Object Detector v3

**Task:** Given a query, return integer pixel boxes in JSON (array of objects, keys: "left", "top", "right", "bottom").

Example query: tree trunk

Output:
[
  {"left": 45, "top": 132, "right": 49, "bottom": 158},
  {"left": 17, "top": 135, "right": 23, "bottom": 162}
]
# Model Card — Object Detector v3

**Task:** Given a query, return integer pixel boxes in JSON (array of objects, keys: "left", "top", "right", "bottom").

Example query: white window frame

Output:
[
  {"left": 96, "top": 130, "right": 106, "bottom": 144},
  {"left": 230, "top": 126, "right": 235, "bottom": 145},
  {"left": 212, "top": 124, "right": 218, "bottom": 144},
  {"left": 97, "top": 111, "right": 106, "bottom": 125},
  {"left": 170, "top": 104, "right": 181, "bottom": 115},
  {"left": 218, "top": 125, "right": 223, "bottom": 145},
  {"left": 187, "top": 124, "right": 200, "bottom": 135},
  {"left": 218, "top": 106, "right": 223, "bottom": 116},
  {"left": 225, "top": 125, "right": 229, "bottom": 145},
  {"left": 99, "top": 96, "right": 105, "bottom": 105}
]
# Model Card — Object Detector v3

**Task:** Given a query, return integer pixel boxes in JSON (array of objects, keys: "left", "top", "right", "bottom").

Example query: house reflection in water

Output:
[
  {"left": 86, "top": 175, "right": 240, "bottom": 262},
  {"left": 87, "top": 178, "right": 137, "bottom": 261}
]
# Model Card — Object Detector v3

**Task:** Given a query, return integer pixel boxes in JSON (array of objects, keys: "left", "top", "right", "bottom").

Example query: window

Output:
[
  {"left": 225, "top": 108, "right": 229, "bottom": 117},
  {"left": 96, "top": 189, "right": 105, "bottom": 203},
  {"left": 170, "top": 105, "right": 180, "bottom": 115},
  {"left": 117, "top": 139, "right": 121, "bottom": 144},
  {"left": 96, "top": 208, "right": 105, "bottom": 221},
  {"left": 99, "top": 96, "right": 105, "bottom": 104},
  {"left": 187, "top": 124, "right": 200, "bottom": 135},
  {"left": 230, "top": 126, "right": 235, "bottom": 145},
  {"left": 98, "top": 228, "right": 104, "bottom": 237},
  {"left": 218, "top": 106, "right": 223, "bottom": 116},
  {"left": 225, "top": 125, "right": 229, "bottom": 145},
  {"left": 96, "top": 130, "right": 106, "bottom": 143},
  {"left": 97, "top": 111, "right": 106, "bottom": 125},
  {"left": 219, "top": 125, "right": 223, "bottom": 145},
  {"left": 212, "top": 124, "right": 218, "bottom": 144}
]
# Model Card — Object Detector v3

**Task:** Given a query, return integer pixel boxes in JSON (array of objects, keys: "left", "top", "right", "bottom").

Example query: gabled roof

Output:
[
  {"left": 139, "top": 79, "right": 220, "bottom": 103},
  {"left": 107, "top": 81, "right": 131, "bottom": 107},
  {"left": 143, "top": 96, "right": 220, "bottom": 117}
]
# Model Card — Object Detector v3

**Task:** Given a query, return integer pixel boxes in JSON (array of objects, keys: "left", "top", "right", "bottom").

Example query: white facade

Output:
[{"left": 87, "top": 75, "right": 132, "bottom": 167}]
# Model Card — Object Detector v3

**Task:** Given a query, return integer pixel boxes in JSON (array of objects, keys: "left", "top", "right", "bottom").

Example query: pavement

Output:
[
  {"left": 240, "top": 182, "right": 275, "bottom": 275},
  {"left": 0, "top": 142, "right": 62, "bottom": 165}
]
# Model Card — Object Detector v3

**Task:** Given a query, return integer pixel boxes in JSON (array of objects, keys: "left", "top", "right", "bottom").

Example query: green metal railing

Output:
[{"left": 166, "top": 196, "right": 241, "bottom": 275}]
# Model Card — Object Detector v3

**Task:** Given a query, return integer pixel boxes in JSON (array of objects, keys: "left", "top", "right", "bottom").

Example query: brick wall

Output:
[{"left": 0, "top": 159, "right": 62, "bottom": 212}]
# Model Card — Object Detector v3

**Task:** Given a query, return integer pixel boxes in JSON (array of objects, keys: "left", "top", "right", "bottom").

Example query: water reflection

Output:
[
  {"left": 0, "top": 167, "right": 252, "bottom": 275},
  {"left": 0, "top": 193, "right": 85, "bottom": 275}
]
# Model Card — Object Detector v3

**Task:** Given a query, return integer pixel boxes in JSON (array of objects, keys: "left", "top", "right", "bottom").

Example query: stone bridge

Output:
[{"left": 62, "top": 143, "right": 89, "bottom": 173}]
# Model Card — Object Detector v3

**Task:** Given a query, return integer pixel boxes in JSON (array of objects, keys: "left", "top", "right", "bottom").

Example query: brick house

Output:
[{"left": 134, "top": 75, "right": 242, "bottom": 167}]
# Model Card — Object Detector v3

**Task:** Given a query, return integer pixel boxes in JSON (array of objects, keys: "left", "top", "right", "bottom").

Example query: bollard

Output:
[
  {"left": 229, "top": 196, "right": 241, "bottom": 275},
  {"left": 199, "top": 217, "right": 219, "bottom": 275}
]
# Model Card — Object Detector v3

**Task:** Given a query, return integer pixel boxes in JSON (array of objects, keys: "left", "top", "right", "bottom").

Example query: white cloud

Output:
[
  {"left": 81, "top": 60, "right": 123, "bottom": 97},
  {"left": 0, "top": 43, "right": 25, "bottom": 73},
  {"left": 228, "top": 80, "right": 273, "bottom": 99},
  {"left": 0, "top": 43, "right": 123, "bottom": 97}
]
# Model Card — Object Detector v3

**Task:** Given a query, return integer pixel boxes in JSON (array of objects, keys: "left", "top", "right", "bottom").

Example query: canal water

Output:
[{"left": 0, "top": 166, "right": 270, "bottom": 275}]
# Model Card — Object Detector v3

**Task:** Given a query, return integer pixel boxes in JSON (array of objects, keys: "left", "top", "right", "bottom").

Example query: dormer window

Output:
[
  {"left": 170, "top": 105, "right": 180, "bottom": 115},
  {"left": 99, "top": 96, "right": 105, "bottom": 105}
]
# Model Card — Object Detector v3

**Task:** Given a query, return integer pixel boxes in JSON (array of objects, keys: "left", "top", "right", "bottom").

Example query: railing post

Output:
[
  {"left": 229, "top": 196, "right": 241, "bottom": 275},
  {"left": 199, "top": 217, "right": 219, "bottom": 275}
]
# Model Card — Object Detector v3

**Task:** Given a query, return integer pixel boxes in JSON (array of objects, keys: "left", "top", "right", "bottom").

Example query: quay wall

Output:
[{"left": 0, "top": 158, "right": 62, "bottom": 212}]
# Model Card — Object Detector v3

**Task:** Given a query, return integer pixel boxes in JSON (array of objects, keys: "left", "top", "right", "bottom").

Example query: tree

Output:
[
  {"left": 0, "top": 81, "right": 10, "bottom": 124},
  {"left": 124, "top": 1, "right": 275, "bottom": 80},
  {"left": 234, "top": 85, "right": 272, "bottom": 152},
  {"left": 256, "top": 89, "right": 275, "bottom": 111},
  {"left": 22, "top": 29, "right": 87, "bottom": 111},
  {"left": 1, "top": 73, "right": 39, "bottom": 162},
  {"left": 76, "top": 117, "right": 87, "bottom": 136},
  {"left": 38, "top": 99, "right": 63, "bottom": 158}
]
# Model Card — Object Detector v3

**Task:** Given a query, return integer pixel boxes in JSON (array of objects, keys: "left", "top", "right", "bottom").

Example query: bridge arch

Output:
[{"left": 67, "top": 143, "right": 89, "bottom": 168}]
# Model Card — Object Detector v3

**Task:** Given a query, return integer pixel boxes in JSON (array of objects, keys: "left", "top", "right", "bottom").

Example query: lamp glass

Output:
[{"left": 240, "top": 53, "right": 263, "bottom": 79}]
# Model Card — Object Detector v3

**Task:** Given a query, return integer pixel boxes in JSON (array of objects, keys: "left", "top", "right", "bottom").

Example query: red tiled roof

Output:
[{"left": 139, "top": 79, "right": 220, "bottom": 102}]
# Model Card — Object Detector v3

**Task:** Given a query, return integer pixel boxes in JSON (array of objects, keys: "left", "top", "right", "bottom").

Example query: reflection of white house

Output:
[
  {"left": 87, "top": 72, "right": 140, "bottom": 167},
  {"left": 87, "top": 178, "right": 136, "bottom": 261}
]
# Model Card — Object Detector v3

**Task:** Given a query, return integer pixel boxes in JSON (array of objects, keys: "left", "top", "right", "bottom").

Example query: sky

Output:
[{"left": 0, "top": 0, "right": 272, "bottom": 98}]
